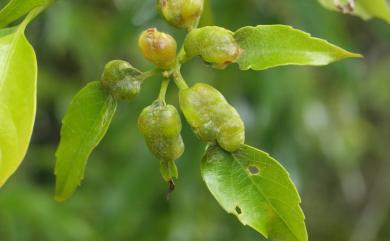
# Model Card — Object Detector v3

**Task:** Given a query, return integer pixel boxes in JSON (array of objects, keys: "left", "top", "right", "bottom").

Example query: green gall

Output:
[
  {"left": 184, "top": 26, "right": 240, "bottom": 69},
  {"left": 138, "top": 28, "right": 177, "bottom": 69},
  {"left": 158, "top": 0, "right": 204, "bottom": 29},
  {"left": 101, "top": 60, "right": 143, "bottom": 100},
  {"left": 179, "top": 83, "right": 245, "bottom": 152},
  {"left": 138, "top": 101, "right": 184, "bottom": 165}
]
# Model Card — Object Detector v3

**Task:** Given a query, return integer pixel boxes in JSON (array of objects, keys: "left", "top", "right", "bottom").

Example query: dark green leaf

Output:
[
  {"left": 234, "top": 25, "right": 361, "bottom": 71},
  {"left": 0, "top": 0, "right": 52, "bottom": 27},
  {"left": 318, "top": 0, "right": 390, "bottom": 24},
  {"left": 54, "top": 81, "right": 117, "bottom": 201},
  {"left": 0, "top": 11, "right": 38, "bottom": 187},
  {"left": 201, "top": 144, "right": 307, "bottom": 241}
]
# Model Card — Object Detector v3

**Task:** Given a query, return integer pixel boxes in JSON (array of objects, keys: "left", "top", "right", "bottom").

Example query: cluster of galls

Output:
[{"left": 100, "top": 0, "right": 244, "bottom": 187}]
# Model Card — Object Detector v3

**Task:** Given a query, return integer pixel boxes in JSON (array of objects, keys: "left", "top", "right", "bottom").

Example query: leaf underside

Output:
[
  {"left": 54, "top": 81, "right": 116, "bottom": 201},
  {"left": 201, "top": 144, "right": 307, "bottom": 241},
  {"left": 0, "top": 22, "right": 37, "bottom": 187},
  {"left": 318, "top": 0, "right": 390, "bottom": 24},
  {"left": 234, "top": 25, "right": 361, "bottom": 71}
]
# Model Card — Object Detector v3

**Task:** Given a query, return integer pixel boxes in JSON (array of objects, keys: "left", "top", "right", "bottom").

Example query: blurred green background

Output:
[{"left": 1, "top": 0, "right": 390, "bottom": 240}]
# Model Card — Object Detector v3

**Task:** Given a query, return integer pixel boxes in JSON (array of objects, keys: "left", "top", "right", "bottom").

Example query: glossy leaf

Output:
[
  {"left": 0, "top": 0, "right": 52, "bottom": 27},
  {"left": 55, "top": 81, "right": 117, "bottom": 201},
  {"left": 234, "top": 25, "right": 361, "bottom": 71},
  {"left": 318, "top": 0, "right": 390, "bottom": 24},
  {"left": 201, "top": 144, "right": 307, "bottom": 241},
  {"left": 0, "top": 12, "right": 38, "bottom": 187}
]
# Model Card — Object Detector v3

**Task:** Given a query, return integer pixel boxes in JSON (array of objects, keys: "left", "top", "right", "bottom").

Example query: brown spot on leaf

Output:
[
  {"left": 248, "top": 165, "right": 259, "bottom": 175},
  {"left": 235, "top": 206, "right": 242, "bottom": 214}
]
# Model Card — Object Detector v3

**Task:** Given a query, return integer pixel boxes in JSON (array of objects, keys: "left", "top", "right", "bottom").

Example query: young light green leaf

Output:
[
  {"left": 0, "top": 0, "right": 52, "bottom": 27},
  {"left": 0, "top": 10, "right": 40, "bottom": 187},
  {"left": 234, "top": 25, "right": 361, "bottom": 71},
  {"left": 201, "top": 144, "right": 307, "bottom": 241},
  {"left": 318, "top": 0, "right": 390, "bottom": 24},
  {"left": 55, "top": 81, "right": 117, "bottom": 202}
]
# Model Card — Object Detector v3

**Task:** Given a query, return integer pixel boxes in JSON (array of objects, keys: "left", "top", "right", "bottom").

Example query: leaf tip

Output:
[
  {"left": 54, "top": 192, "right": 68, "bottom": 202},
  {"left": 344, "top": 51, "right": 363, "bottom": 59},
  {"left": 54, "top": 179, "right": 73, "bottom": 202},
  {"left": 332, "top": 50, "right": 363, "bottom": 64}
]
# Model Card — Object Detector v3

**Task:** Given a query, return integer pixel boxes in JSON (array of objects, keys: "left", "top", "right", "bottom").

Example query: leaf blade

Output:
[
  {"left": 0, "top": 20, "right": 37, "bottom": 187},
  {"left": 0, "top": 0, "right": 52, "bottom": 27},
  {"left": 54, "top": 81, "right": 116, "bottom": 201},
  {"left": 201, "top": 144, "right": 307, "bottom": 241},
  {"left": 234, "top": 25, "right": 361, "bottom": 71}
]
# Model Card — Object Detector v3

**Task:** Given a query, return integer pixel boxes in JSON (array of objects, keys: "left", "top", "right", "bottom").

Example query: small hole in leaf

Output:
[
  {"left": 248, "top": 165, "right": 259, "bottom": 175},
  {"left": 235, "top": 206, "right": 242, "bottom": 215}
]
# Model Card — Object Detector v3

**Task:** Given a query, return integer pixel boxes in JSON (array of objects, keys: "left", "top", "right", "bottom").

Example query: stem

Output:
[
  {"left": 187, "top": 13, "right": 201, "bottom": 32},
  {"left": 173, "top": 70, "right": 188, "bottom": 90},
  {"left": 171, "top": 47, "right": 190, "bottom": 90},
  {"left": 19, "top": 6, "right": 46, "bottom": 31},
  {"left": 177, "top": 46, "right": 190, "bottom": 64},
  {"left": 140, "top": 68, "right": 159, "bottom": 80},
  {"left": 158, "top": 78, "right": 170, "bottom": 101}
]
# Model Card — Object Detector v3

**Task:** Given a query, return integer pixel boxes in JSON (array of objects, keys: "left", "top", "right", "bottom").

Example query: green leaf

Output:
[
  {"left": 201, "top": 144, "right": 307, "bottom": 241},
  {"left": 318, "top": 0, "right": 390, "bottom": 24},
  {"left": 0, "top": 0, "right": 52, "bottom": 27},
  {"left": 54, "top": 81, "right": 117, "bottom": 202},
  {"left": 234, "top": 25, "right": 361, "bottom": 71},
  {"left": 0, "top": 11, "right": 40, "bottom": 187}
]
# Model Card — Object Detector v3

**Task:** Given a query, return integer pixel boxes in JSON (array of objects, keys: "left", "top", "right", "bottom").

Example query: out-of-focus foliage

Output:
[{"left": 0, "top": 0, "right": 390, "bottom": 241}]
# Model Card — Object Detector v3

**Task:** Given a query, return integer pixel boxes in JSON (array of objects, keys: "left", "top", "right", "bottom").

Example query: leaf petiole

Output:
[
  {"left": 173, "top": 70, "right": 188, "bottom": 90},
  {"left": 139, "top": 68, "right": 159, "bottom": 81},
  {"left": 177, "top": 47, "right": 190, "bottom": 64},
  {"left": 158, "top": 78, "right": 170, "bottom": 101}
]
